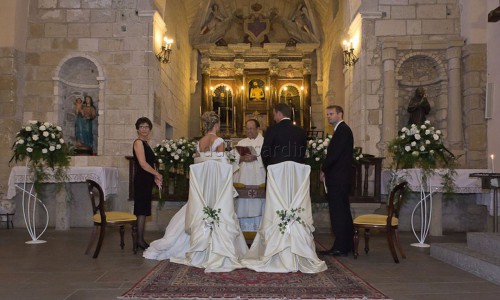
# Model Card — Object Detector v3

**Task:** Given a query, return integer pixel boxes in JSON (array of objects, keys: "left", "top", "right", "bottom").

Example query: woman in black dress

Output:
[{"left": 133, "top": 117, "right": 162, "bottom": 249}]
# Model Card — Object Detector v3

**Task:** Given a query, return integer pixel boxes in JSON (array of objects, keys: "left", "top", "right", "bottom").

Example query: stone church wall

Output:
[{"left": 1, "top": 0, "right": 192, "bottom": 211}]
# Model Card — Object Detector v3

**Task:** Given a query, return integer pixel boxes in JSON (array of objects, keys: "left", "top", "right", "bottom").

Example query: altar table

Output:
[
  {"left": 382, "top": 168, "right": 492, "bottom": 236},
  {"left": 7, "top": 166, "right": 119, "bottom": 230}
]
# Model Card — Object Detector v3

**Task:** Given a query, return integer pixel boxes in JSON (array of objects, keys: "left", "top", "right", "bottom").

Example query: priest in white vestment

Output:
[{"left": 233, "top": 119, "right": 266, "bottom": 231}]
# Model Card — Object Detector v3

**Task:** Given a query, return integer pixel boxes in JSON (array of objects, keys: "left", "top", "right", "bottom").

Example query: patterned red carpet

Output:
[{"left": 119, "top": 255, "right": 389, "bottom": 300}]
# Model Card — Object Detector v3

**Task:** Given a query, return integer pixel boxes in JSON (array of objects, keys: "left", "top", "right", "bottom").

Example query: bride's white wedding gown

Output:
[{"left": 143, "top": 138, "right": 247, "bottom": 272}]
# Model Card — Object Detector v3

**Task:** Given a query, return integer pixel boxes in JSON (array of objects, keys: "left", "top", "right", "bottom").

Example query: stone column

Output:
[
  {"left": 447, "top": 46, "right": 464, "bottom": 152},
  {"left": 303, "top": 72, "right": 312, "bottom": 131},
  {"left": 382, "top": 45, "right": 397, "bottom": 155}
]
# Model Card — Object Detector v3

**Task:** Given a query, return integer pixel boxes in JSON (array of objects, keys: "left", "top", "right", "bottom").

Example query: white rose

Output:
[
  {"left": 27, "top": 147, "right": 33, "bottom": 152},
  {"left": 174, "top": 155, "right": 179, "bottom": 160},
  {"left": 401, "top": 127, "right": 408, "bottom": 132},
  {"left": 49, "top": 146, "right": 55, "bottom": 151},
  {"left": 433, "top": 134, "right": 439, "bottom": 141},
  {"left": 59, "top": 138, "right": 64, "bottom": 143},
  {"left": 56, "top": 126, "right": 62, "bottom": 131},
  {"left": 430, "top": 150, "right": 435, "bottom": 154},
  {"left": 158, "top": 159, "right": 163, "bottom": 163},
  {"left": 318, "top": 139, "right": 323, "bottom": 144},
  {"left": 18, "top": 139, "right": 25, "bottom": 145},
  {"left": 315, "top": 157, "right": 320, "bottom": 161},
  {"left": 51, "top": 133, "right": 55, "bottom": 139},
  {"left": 32, "top": 134, "right": 39, "bottom": 141},
  {"left": 176, "top": 149, "right": 182, "bottom": 154},
  {"left": 414, "top": 134, "right": 421, "bottom": 140},
  {"left": 170, "top": 160, "right": 173, "bottom": 163},
  {"left": 29, "top": 120, "right": 37, "bottom": 124},
  {"left": 425, "top": 140, "right": 431, "bottom": 145},
  {"left": 44, "top": 122, "right": 50, "bottom": 127},
  {"left": 420, "top": 146, "right": 425, "bottom": 151},
  {"left": 400, "top": 134, "right": 406, "bottom": 139},
  {"left": 170, "top": 153, "right": 175, "bottom": 156},
  {"left": 425, "top": 130, "right": 430, "bottom": 135},
  {"left": 56, "top": 144, "right": 61, "bottom": 149},
  {"left": 42, "top": 148, "right": 48, "bottom": 154},
  {"left": 420, "top": 125, "right": 426, "bottom": 129},
  {"left": 43, "top": 131, "right": 49, "bottom": 137},
  {"left": 412, "top": 151, "right": 419, "bottom": 157},
  {"left": 312, "top": 143, "right": 317, "bottom": 148},
  {"left": 425, "top": 120, "right": 431, "bottom": 125},
  {"left": 25, "top": 126, "right": 32, "bottom": 132},
  {"left": 405, "top": 146, "right": 411, "bottom": 152},
  {"left": 436, "top": 130, "right": 441, "bottom": 135},
  {"left": 181, "top": 159, "right": 184, "bottom": 162},
  {"left": 411, "top": 141, "right": 416, "bottom": 146},
  {"left": 356, "top": 157, "right": 360, "bottom": 160},
  {"left": 359, "top": 154, "right": 363, "bottom": 158},
  {"left": 39, "top": 125, "right": 46, "bottom": 131}
]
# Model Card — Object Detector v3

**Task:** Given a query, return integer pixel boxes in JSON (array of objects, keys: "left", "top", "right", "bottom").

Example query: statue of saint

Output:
[
  {"left": 407, "top": 87, "right": 430, "bottom": 126},
  {"left": 249, "top": 81, "right": 264, "bottom": 101},
  {"left": 75, "top": 96, "right": 97, "bottom": 150}
]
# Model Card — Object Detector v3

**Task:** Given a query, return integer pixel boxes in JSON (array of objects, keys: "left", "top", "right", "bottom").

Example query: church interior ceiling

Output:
[{"left": 179, "top": 0, "right": 338, "bottom": 46}]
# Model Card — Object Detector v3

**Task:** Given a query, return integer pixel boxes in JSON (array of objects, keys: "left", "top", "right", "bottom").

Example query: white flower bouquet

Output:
[
  {"left": 388, "top": 121, "right": 455, "bottom": 170},
  {"left": 305, "top": 135, "right": 331, "bottom": 169},
  {"left": 154, "top": 138, "right": 197, "bottom": 172},
  {"left": 10, "top": 120, "right": 73, "bottom": 191}
]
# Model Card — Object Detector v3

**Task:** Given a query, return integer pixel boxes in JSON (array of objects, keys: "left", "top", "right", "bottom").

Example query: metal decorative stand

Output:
[
  {"left": 410, "top": 172, "right": 435, "bottom": 248},
  {"left": 17, "top": 162, "right": 49, "bottom": 244}
]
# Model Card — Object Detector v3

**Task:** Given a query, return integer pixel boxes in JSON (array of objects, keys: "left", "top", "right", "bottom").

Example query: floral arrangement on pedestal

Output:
[
  {"left": 154, "top": 138, "right": 197, "bottom": 173},
  {"left": 305, "top": 135, "right": 331, "bottom": 170},
  {"left": 388, "top": 121, "right": 456, "bottom": 192},
  {"left": 10, "top": 120, "right": 73, "bottom": 192}
]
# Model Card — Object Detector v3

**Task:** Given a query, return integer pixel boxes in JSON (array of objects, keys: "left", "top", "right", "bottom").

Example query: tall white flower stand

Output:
[
  {"left": 410, "top": 171, "right": 437, "bottom": 248},
  {"left": 18, "top": 166, "right": 49, "bottom": 244}
]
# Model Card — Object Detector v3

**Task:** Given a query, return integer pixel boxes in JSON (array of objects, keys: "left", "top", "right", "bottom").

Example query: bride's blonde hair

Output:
[{"left": 201, "top": 111, "right": 220, "bottom": 133}]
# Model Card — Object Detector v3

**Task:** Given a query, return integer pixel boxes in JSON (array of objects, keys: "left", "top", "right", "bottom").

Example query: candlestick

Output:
[
  {"left": 233, "top": 105, "right": 236, "bottom": 133},
  {"left": 491, "top": 154, "right": 495, "bottom": 173}
]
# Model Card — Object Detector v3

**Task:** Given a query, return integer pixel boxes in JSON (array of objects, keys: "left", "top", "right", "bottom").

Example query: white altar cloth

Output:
[
  {"left": 381, "top": 168, "right": 490, "bottom": 195},
  {"left": 7, "top": 166, "right": 119, "bottom": 230},
  {"left": 381, "top": 168, "right": 495, "bottom": 236},
  {"left": 7, "top": 166, "right": 119, "bottom": 199}
]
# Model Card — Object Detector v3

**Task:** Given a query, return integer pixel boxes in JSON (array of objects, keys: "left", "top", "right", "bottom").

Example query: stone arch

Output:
[
  {"left": 395, "top": 52, "right": 448, "bottom": 131},
  {"left": 52, "top": 54, "right": 105, "bottom": 156}
]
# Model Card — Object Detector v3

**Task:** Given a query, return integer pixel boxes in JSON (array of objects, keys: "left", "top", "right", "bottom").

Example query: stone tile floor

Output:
[{"left": 1, "top": 227, "right": 499, "bottom": 300}]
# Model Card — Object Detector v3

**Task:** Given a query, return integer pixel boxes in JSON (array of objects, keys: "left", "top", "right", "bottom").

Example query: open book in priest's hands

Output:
[{"left": 235, "top": 145, "right": 257, "bottom": 156}]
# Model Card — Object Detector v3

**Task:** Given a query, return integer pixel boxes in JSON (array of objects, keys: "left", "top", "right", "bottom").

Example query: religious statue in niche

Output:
[
  {"left": 200, "top": 3, "right": 227, "bottom": 35},
  {"left": 75, "top": 95, "right": 97, "bottom": 152},
  {"left": 407, "top": 87, "right": 431, "bottom": 126},
  {"left": 249, "top": 79, "right": 265, "bottom": 101}
]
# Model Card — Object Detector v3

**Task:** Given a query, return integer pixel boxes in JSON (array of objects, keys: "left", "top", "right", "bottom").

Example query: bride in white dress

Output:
[{"left": 143, "top": 111, "right": 247, "bottom": 271}]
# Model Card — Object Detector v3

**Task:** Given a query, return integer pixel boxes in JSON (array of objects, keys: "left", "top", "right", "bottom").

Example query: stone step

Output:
[
  {"left": 467, "top": 232, "right": 500, "bottom": 258},
  {"left": 430, "top": 243, "right": 500, "bottom": 285}
]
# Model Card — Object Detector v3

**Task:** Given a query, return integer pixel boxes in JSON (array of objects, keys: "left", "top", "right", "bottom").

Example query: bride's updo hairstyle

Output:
[{"left": 201, "top": 111, "right": 220, "bottom": 133}]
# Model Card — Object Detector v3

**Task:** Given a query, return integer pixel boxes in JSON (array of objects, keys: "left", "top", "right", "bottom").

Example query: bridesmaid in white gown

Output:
[{"left": 143, "top": 111, "right": 245, "bottom": 268}]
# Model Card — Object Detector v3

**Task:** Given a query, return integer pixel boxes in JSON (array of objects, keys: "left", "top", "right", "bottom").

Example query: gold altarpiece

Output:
[{"left": 199, "top": 44, "right": 316, "bottom": 136}]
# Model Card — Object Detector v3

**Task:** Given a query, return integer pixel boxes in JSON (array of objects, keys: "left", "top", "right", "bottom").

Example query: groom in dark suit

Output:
[
  {"left": 261, "top": 103, "right": 307, "bottom": 168},
  {"left": 319, "top": 105, "right": 354, "bottom": 256}
]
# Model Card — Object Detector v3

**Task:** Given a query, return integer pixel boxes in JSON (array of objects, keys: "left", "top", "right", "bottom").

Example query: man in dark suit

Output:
[
  {"left": 261, "top": 103, "right": 307, "bottom": 168},
  {"left": 319, "top": 105, "right": 354, "bottom": 256}
]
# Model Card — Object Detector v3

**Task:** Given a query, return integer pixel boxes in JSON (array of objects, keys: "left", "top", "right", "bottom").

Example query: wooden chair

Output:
[
  {"left": 85, "top": 180, "right": 138, "bottom": 258},
  {"left": 353, "top": 181, "right": 408, "bottom": 263}
]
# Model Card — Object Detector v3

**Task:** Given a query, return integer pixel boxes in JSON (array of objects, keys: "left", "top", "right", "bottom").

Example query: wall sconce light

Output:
[
  {"left": 342, "top": 39, "right": 358, "bottom": 67},
  {"left": 156, "top": 37, "right": 173, "bottom": 64}
]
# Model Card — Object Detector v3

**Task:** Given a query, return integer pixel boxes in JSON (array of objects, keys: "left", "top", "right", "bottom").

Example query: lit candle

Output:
[{"left": 491, "top": 154, "right": 495, "bottom": 173}]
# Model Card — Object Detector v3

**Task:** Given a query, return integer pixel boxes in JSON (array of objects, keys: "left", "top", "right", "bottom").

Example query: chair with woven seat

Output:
[
  {"left": 353, "top": 181, "right": 408, "bottom": 263},
  {"left": 85, "top": 179, "right": 138, "bottom": 258}
]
